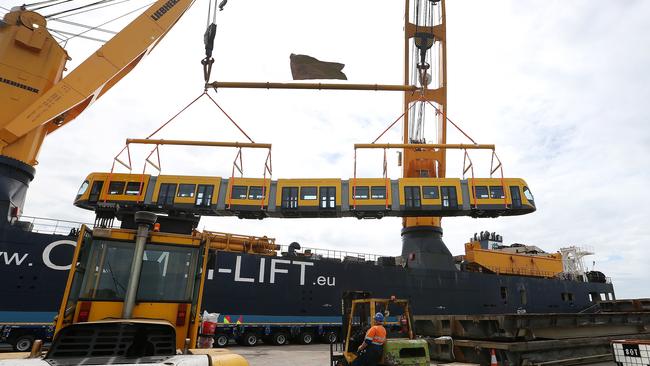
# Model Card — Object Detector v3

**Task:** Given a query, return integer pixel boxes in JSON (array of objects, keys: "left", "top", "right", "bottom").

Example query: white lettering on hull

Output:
[
  {"left": 234, "top": 256, "right": 254, "bottom": 283},
  {"left": 212, "top": 255, "right": 332, "bottom": 287},
  {"left": 1, "top": 251, "right": 29, "bottom": 266},
  {"left": 42, "top": 240, "right": 76, "bottom": 270}
]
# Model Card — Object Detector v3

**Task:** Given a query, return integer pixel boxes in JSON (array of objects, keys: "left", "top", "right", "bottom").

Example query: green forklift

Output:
[{"left": 330, "top": 291, "right": 429, "bottom": 366}]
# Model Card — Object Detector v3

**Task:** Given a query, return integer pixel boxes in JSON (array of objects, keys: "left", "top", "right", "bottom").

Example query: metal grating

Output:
[{"left": 46, "top": 322, "right": 176, "bottom": 364}]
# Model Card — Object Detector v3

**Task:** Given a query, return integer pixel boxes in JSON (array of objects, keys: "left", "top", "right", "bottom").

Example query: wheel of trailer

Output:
[
  {"left": 298, "top": 331, "right": 314, "bottom": 345},
  {"left": 242, "top": 332, "right": 258, "bottom": 346},
  {"left": 214, "top": 334, "right": 229, "bottom": 348},
  {"left": 271, "top": 332, "right": 288, "bottom": 346},
  {"left": 13, "top": 335, "right": 35, "bottom": 352},
  {"left": 321, "top": 331, "right": 338, "bottom": 344}
]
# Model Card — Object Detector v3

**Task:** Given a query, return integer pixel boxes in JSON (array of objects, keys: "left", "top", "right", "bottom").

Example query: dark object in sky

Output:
[{"left": 290, "top": 53, "right": 347, "bottom": 80}]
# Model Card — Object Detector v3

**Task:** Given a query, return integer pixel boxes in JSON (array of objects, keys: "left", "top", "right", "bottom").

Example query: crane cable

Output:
[
  {"left": 49, "top": 0, "right": 133, "bottom": 20},
  {"left": 27, "top": 0, "right": 74, "bottom": 12},
  {"left": 49, "top": 1, "right": 153, "bottom": 46},
  {"left": 44, "top": 0, "right": 119, "bottom": 19}
]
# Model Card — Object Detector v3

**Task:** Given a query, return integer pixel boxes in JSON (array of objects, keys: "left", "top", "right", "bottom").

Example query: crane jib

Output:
[{"left": 151, "top": 0, "right": 181, "bottom": 21}]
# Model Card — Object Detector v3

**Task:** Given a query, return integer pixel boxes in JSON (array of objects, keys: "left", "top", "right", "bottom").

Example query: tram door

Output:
[
  {"left": 441, "top": 186, "right": 458, "bottom": 209},
  {"left": 319, "top": 187, "right": 336, "bottom": 209},
  {"left": 88, "top": 181, "right": 103, "bottom": 203},
  {"left": 510, "top": 186, "right": 522, "bottom": 209},
  {"left": 157, "top": 183, "right": 177, "bottom": 206},
  {"left": 404, "top": 186, "right": 421, "bottom": 209},
  {"left": 281, "top": 187, "right": 298, "bottom": 209}
]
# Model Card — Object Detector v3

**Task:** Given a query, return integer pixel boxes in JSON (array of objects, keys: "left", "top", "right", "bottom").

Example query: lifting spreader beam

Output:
[
  {"left": 125, "top": 139, "right": 271, "bottom": 149},
  {"left": 354, "top": 143, "right": 495, "bottom": 150},
  {"left": 208, "top": 81, "right": 420, "bottom": 92}
]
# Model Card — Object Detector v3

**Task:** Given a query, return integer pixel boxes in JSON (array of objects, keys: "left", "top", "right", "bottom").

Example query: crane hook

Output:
[{"left": 202, "top": 23, "right": 217, "bottom": 87}]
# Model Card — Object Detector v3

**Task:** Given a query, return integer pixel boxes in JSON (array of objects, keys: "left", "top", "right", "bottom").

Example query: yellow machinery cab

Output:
[
  {"left": 0, "top": 211, "right": 250, "bottom": 365},
  {"left": 330, "top": 292, "right": 429, "bottom": 366},
  {"left": 54, "top": 212, "right": 214, "bottom": 354}
]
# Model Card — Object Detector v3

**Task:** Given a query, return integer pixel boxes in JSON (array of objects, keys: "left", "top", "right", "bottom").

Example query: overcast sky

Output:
[{"left": 4, "top": 0, "right": 649, "bottom": 298}]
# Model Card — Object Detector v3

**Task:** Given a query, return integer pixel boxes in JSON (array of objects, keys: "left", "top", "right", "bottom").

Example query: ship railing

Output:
[
  {"left": 484, "top": 265, "right": 560, "bottom": 279},
  {"left": 17, "top": 215, "right": 90, "bottom": 236},
  {"left": 278, "top": 244, "right": 381, "bottom": 263}
]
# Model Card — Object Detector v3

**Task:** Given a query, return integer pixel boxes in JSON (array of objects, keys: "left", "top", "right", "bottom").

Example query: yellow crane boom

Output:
[{"left": 0, "top": 0, "right": 196, "bottom": 165}]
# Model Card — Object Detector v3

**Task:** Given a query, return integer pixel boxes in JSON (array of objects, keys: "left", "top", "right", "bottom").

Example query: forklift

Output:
[
  {"left": 330, "top": 291, "right": 429, "bottom": 366},
  {"left": 0, "top": 212, "right": 247, "bottom": 366}
]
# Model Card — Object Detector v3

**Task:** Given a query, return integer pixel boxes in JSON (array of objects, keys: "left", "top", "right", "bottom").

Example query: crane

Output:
[{"left": 0, "top": 0, "right": 197, "bottom": 224}]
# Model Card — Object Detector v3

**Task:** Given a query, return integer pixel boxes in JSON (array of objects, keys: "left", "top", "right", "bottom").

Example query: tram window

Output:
[
  {"left": 523, "top": 186, "right": 534, "bottom": 202},
  {"left": 125, "top": 182, "right": 142, "bottom": 195},
  {"left": 177, "top": 184, "right": 196, "bottom": 198},
  {"left": 89, "top": 181, "right": 103, "bottom": 203},
  {"left": 231, "top": 185, "right": 248, "bottom": 199},
  {"left": 300, "top": 186, "right": 317, "bottom": 200},
  {"left": 474, "top": 186, "right": 489, "bottom": 199},
  {"left": 404, "top": 186, "right": 421, "bottom": 208},
  {"left": 248, "top": 186, "right": 264, "bottom": 200},
  {"left": 422, "top": 186, "right": 439, "bottom": 199},
  {"left": 489, "top": 186, "right": 505, "bottom": 199},
  {"left": 510, "top": 186, "right": 522, "bottom": 208},
  {"left": 500, "top": 287, "right": 508, "bottom": 303},
  {"left": 353, "top": 186, "right": 369, "bottom": 199},
  {"left": 371, "top": 186, "right": 386, "bottom": 199},
  {"left": 195, "top": 185, "right": 214, "bottom": 207},
  {"left": 108, "top": 181, "right": 125, "bottom": 195}
]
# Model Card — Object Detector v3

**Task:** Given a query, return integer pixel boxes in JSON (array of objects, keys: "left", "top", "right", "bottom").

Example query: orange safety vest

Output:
[{"left": 365, "top": 325, "right": 387, "bottom": 346}]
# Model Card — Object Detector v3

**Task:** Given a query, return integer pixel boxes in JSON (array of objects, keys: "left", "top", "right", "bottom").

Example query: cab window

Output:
[
  {"left": 353, "top": 186, "right": 369, "bottom": 199},
  {"left": 489, "top": 186, "right": 505, "bottom": 199},
  {"left": 300, "top": 187, "right": 317, "bottom": 200},
  {"left": 177, "top": 184, "right": 196, "bottom": 198},
  {"left": 77, "top": 181, "right": 89, "bottom": 196},
  {"left": 371, "top": 186, "right": 386, "bottom": 199},
  {"left": 248, "top": 186, "right": 265, "bottom": 200},
  {"left": 523, "top": 186, "right": 534, "bottom": 202},
  {"left": 231, "top": 185, "right": 248, "bottom": 199},
  {"left": 474, "top": 186, "right": 489, "bottom": 199},
  {"left": 125, "top": 182, "right": 142, "bottom": 195},
  {"left": 108, "top": 181, "right": 125, "bottom": 195},
  {"left": 422, "top": 186, "right": 439, "bottom": 199}
]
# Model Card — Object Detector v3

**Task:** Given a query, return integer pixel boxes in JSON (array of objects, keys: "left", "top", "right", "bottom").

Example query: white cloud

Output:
[{"left": 7, "top": 0, "right": 648, "bottom": 298}]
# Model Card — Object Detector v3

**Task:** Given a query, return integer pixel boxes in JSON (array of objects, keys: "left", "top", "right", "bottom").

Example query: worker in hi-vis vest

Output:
[{"left": 353, "top": 312, "right": 387, "bottom": 366}]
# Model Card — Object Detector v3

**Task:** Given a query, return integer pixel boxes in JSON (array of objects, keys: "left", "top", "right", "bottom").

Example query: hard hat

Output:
[{"left": 374, "top": 312, "right": 384, "bottom": 322}]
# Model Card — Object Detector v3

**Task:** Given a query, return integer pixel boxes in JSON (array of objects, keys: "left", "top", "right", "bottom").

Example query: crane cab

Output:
[{"left": 54, "top": 212, "right": 210, "bottom": 352}]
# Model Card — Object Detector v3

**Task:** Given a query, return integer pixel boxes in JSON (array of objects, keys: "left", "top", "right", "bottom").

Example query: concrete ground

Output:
[
  {"left": 232, "top": 344, "right": 330, "bottom": 366},
  {"left": 220, "top": 344, "right": 617, "bottom": 366},
  {"left": 0, "top": 342, "right": 617, "bottom": 366}
]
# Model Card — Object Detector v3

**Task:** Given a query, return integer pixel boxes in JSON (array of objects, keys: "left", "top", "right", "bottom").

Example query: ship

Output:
[{"left": 0, "top": 0, "right": 617, "bottom": 338}]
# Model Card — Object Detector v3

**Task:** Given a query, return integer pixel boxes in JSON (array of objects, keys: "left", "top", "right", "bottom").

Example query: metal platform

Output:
[
  {"left": 428, "top": 332, "right": 650, "bottom": 366},
  {"left": 414, "top": 312, "right": 650, "bottom": 340}
]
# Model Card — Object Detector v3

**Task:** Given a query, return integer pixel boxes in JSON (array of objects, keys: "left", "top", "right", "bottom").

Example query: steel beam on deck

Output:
[
  {"left": 354, "top": 143, "right": 495, "bottom": 150},
  {"left": 126, "top": 139, "right": 271, "bottom": 149},
  {"left": 207, "top": 81, "right": 420, "bottom": 92}
]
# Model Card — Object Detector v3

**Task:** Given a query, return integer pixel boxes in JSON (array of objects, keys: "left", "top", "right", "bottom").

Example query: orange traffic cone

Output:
[{"left": 490, "top": 349, "right": 498, "bottom": 366}]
